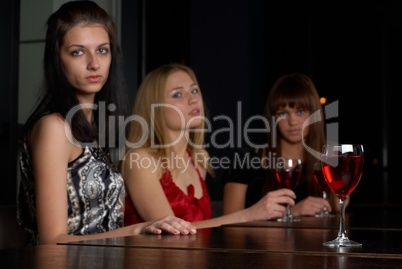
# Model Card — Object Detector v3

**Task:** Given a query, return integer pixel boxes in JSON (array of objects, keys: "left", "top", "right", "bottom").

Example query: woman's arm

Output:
[
  {"left": 123, "top": 148, "right": 296, "bottom": 229},
  {"left": 30, "top": 114, "right": 75, "bottom": 245},
  {"left": 123, "top": 149, "right": 176, "bottom": 221},
  {"left": 31, "top": 116, "right": 195, "bottom": 245},
  {"left": 53, "top": 215, "right": 197, "bottom": 244},
  {"left": 222, "top": 182, "right": 247, "bottom": 214},
  {"left": 193, "top": 188, "right": 296, "bottom": 228}
]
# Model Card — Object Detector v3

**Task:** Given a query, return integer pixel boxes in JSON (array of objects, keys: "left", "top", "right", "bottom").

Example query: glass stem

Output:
[
  {"left": 322, "top": 191, "right": 328, "bottom": 213},
  {"left": 337, "top": 198, "right": 347, "bottom": 239},
  {"left": 286, "top": 204, "right": 292, "bottom": 219}
]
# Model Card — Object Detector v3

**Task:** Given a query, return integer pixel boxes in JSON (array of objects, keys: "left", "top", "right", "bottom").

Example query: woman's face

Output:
[
  {"left": 275, "top": 105, "right": 311, "bottom": 144},
  {"left": 163, "top": 70, "right": 203, "bottom": 132},
  {"left": 60, "top": 24, "right": 111, "bottom": 99}
]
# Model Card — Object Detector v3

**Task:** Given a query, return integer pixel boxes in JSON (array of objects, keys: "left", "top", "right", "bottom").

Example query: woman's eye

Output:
[
  {"left": 172, "top": 92, "right": 182, "bottom": 98},
  {"left": 98, "top": 48, "right": 109, "bottom": 54},
  {"left": 277, "top": 111, "right": 286, "bottom": 117},
  {"left": 191, "top": 88, "right": 199, "bottom": 94},
  {"left": 71, "top": 50, "right": 83, "bottom": 56},
  {"left": 297, "top": 108, "right": 305, "bottom": 115}
]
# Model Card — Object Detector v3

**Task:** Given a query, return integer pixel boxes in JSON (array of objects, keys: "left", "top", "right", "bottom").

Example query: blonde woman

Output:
[{"left": 122, "top": 63, "right": 296, "bottom": 228}]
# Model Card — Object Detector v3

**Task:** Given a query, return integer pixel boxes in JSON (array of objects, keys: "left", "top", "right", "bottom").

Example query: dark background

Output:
[{"left": 2, "top": 0, "right": 401, "bottom": 207}]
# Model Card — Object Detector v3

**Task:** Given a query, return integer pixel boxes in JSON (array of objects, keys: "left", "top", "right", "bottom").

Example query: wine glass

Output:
[
  {"left": 275, "top": 158, "right": 303, "bottom": 222},
  {"left": 321, "top": 144, "right": 364, "bottom": 247},
  {"left": 313, "top": 162, "right": 335, "bottom": 218}
]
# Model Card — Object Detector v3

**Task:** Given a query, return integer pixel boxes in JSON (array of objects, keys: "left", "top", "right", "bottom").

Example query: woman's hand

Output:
[
  {"left": 247, "top": 188, "right": 296, "bottom": 221},
  {"left": 141, "top": 215, "right": 197, "bottom": 235},
  {"left": 291, "top": 196, "right": 332, "bottom": 217}
]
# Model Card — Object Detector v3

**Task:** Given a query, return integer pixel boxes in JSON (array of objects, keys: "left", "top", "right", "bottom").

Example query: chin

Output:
[{"left": 188, "top": 120, "right": 203, "bottom": 129}]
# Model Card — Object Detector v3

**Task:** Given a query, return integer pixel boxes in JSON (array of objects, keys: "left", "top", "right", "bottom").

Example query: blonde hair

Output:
[{"left": 124, "top": 63, "right": 212, "bottom": 174}]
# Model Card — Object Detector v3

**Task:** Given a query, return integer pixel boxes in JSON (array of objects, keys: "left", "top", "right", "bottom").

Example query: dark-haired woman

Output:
[{"left": 17, "top": 1, "right": 195, "bottom": 246}]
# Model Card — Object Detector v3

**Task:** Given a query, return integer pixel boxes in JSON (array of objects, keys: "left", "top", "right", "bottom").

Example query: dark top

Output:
[{"left": 222, "top": 147, "right": 308, "bottom": 208}]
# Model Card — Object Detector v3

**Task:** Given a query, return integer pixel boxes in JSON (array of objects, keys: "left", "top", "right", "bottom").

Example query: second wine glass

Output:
[
  {"left": 313, "top": 162, "right": 335, "bottom": 218},
  {"left": 275, "top": 158, "right": 303, "bottom": 222}
]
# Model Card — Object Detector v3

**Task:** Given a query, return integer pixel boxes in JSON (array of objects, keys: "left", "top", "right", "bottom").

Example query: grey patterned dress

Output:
[{"left": 17, "top": 139, "right": 125, "bottom": 246}]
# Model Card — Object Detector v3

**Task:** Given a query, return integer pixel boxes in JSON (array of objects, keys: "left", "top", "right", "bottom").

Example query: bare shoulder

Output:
[
  {"left": 29, "top": 113, "right": 71, "bottom": 146},
  {"left": 28, "top": 113, "right": 75, "bottom": 164},
  {"left": 32, "top": 113, "right": 66, "bottom": 131}
]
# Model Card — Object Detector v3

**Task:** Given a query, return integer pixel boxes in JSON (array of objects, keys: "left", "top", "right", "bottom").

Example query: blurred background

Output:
[{"left": 1, "top": 0, "right": 401, "bottom": 209}]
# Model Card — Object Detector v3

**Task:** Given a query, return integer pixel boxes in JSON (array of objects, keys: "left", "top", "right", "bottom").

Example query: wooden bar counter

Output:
[
  {"left": 1, "top": 241, "right": 402, "bottom": 269},
  {"left": 1, "top": 208, "right": 402, "bottom": 268},
  {"left": 59, "top": 225, "right": 402, "bottom": 257}
]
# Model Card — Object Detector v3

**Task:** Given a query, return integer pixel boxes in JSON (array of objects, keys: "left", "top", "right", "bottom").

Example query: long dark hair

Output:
[
  {"left": 263, "top": 73, "right": 325, "bottom": 198},
  {"left": 25, "top": 0, "right": 128, "bottom": 148}
]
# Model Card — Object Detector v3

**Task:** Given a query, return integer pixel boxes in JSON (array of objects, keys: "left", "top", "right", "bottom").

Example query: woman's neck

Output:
[
  {"left": 166, "top": 135, "right": 191, "bottom": 173},
  {"left": 77, "top": 94, "right": 95, "bottom": 122},
  {"left": 172, "top": 140, "right": 188, "bottom": 159},
  {"left": 168, "top": 130, "right": 189, "bottom": 157},
  {"left": 279, "top": 139, "right": 304, "bottom": 160}
]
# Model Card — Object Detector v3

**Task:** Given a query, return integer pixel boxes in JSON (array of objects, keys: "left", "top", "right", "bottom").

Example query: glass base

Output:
[
  {"left": 277, "top": 216, "right": 300, "bottom": 222},
  {"left": 323, "top": 237, "right": 362, "bottom": 247},
  {"left": 315, "top": 212, "right": 335, "bottom": 218}
]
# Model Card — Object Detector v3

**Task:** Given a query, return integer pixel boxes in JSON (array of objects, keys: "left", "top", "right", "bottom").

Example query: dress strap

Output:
[{"left": 186, "top": 149, "right": 204, "bottom": 181}]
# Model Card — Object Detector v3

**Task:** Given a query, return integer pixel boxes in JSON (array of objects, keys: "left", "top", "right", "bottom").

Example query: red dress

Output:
[{"left": 124, "top": 163, "right": 212, "bottom": 225}]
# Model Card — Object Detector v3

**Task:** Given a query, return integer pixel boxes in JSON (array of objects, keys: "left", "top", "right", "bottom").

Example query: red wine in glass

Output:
[
  {"left": 276, "top": 169, "right": 302, "bottom": 189},
  {"left": 313, "top": 167, "right": 331, "bottom": 193},
  {"left": 321, "top": 144, "right": 364, "bottom": 247},
  {"left": 275, "top": 158, "right": 302, "bottom": 222},
  {"left": 322, "top": 156, "right": 363, "bottom": 200},
  {"left": 313, "top": 163, "right": 335, "bottom": 218}
]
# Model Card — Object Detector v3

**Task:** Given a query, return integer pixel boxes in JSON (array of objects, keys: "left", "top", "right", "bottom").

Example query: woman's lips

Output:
[
  {"left": 86, "top": 75, "right": 101, "bottom": 83},
  {"left": 287, "top": 129, "right": 301, "bottom": 135},
  {"left": 189, "top": 108, "right": 200, "bottom": 116}
]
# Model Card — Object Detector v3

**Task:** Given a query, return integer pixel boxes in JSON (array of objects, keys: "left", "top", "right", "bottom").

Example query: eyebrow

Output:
[
  {"left": 169, "top": 82, "right": 198, "bottom": 92},
  {"left": 65, "top": 42, "right": 110, "bottom": 49}
]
